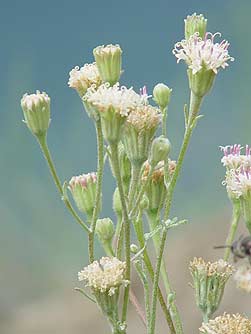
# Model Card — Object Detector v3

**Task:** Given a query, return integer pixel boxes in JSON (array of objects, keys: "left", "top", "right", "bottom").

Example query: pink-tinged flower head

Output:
[
  {"left": 220, "top": 145, "right": 251, "bottom": 170},
  {"left": 69, "top": 173, "right": 97, "bottom": 190},
  {"left": 68, "top": 173, "right": 97, "bottom": 216},
  {"left": 173, "top": 32, "right": 234, "bottom": 74},
  {"left": 223, "top": 167, "right": 251, "bottom": 199}
]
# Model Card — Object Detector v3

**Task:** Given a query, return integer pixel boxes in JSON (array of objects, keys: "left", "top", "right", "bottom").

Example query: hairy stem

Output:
[
  {"left": 162, "top": 106, "right": 168, "bottom": 137},
  {"left": 89, "top": 119, "right": 104, "bottom": 262},
  {"left": 37, "top": 134, "right": 90, "bottom": 233},
  {"left": 149, "top": 228, "right": 167, "bottom": 334},
  {"left": 224, "top": 201, "right": 241, "bottom": 261},
  {"left": 160, "top": 91, "right": 203, "bottom": 334},
  {"left": 133, "top": 218, "right": 176, "bottom": 334},
  {"left": 110, "top": 143, "right": 131, "bottom": 323}
]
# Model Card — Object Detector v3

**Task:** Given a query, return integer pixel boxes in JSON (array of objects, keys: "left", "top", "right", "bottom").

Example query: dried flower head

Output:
[
  {"left": 68, "top": 173, "right": 97, "bottom": 216},
  {"left": 126, "top": 105, "right": 161, "bottom": 132},
  {"left": 84, "top": 83, "right": 144, "bottom": 117},
  {"left": 68, "top": 63, "right": 101, "bottom": 97},
  {"left": 142, "top": 160, "right": 176, "bottom": 183},
  {"left": 78, "top": 257, "right": 128, "bottom": 296},
  {"left": 142, "top": 160, "right": 175, "bottom": 213},
  {"left": 173, "top": 32, "right": 234, "bottom": 74},
  {"left": 200, "top": 313, "right": 251, "bottom": 334},
  {"left": 234, "top": 265, "right": 251, "bottom": 293},
  {"left": 21, "top": 90, "right": 51, "bottom": 137},
  {"left": 190, "top": 257, "right": 234, "bottom": 278},
  {"left": 190, "top": 258, "right": 234, "bottom": 319},
  {"left": 220, "top": 145, "right": 251, "bottom": 170}
]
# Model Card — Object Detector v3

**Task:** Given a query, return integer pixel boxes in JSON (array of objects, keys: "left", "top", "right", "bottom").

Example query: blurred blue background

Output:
[{"left": 1, "top": 0, "right": 251, "bottom": 333}]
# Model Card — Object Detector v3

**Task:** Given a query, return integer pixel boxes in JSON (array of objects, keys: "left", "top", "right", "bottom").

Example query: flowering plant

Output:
[{"left": 20, "top": 13, "right": 251, "bottom": 334}]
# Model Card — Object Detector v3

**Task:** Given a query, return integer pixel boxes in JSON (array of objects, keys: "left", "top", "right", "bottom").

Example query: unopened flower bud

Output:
[
  {"left": 185, "top": 13, "right": 207, "bottom": 39},
  {"left": 130, "top": 244, "right": 139, "bottom": 254},
  {"left": 68, "top": 173, "right": 98, "bottom": 217},
  {"left": 21, "top": 91, "right": 50, "bottom": 137},
  {"left": 150, "top": 136, "right": 171, "bottom": 166},
  {"left": 96, "top": 218, "right": 115, "bottom": 242},
  {"left": 153, "top": 83, "right": 172, "bottom": 109},
  {"left": 93, "top": 44, "right": 122, "bottom": 86}
]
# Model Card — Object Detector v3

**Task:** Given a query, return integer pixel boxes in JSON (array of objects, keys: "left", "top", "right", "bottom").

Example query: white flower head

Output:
[
  {"left": 220, "top": 145, "right": 251, "bottom": 170},
  {"left": 223, "top": 168, "right": 251, "bottom": 199},
  {"left": 84, "top": 83, "right": 147, "bottom": 117},
  {"left": 234, "top": 265, "right": 251, "bottom": 293},
  {"left": 173, "top": 32, "right": 234, "bottom": 74},
  {"left": 78, "top": 257, "right": 129, "bottom": 295},
  {"left": 200, "top": 313, "right": 251, "bottom": 334},
  {"left": 68, "top": 62, "right": 101, "bottom": 96}
]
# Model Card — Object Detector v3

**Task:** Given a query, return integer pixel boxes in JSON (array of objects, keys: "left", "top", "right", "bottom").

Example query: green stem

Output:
[
  {"left": 133, "top": 218, "right": 176, "bottom": 334},
  {"left": 135, "top": 261, "right": 150, "bottom": 328},
  {"left": 129, "top": 165, "right": 154, "bottom": 219},
  {"left": 162, "top": 106, "right": 168, "bottom": 137},
  {"left": 128, "top": 164, "right": 142, "bottom": 210},
  {"left": 147, "top": 212, "right": 182, "bottom": 333},
  {"left": 160, "top": 91, "right": 203, "bottom": 334},
  {"left": 149, "top": 228, "right": 167, "bottom": 334},
  {"left": 203, "top": 313, "right": 209, "bottom": 323},
  {"left": 224, "top": 201, "right": 241, "bottom": 261},
  {"left": 110, "top": 143, "right": 131, "bottom": 323},
  {"left": 89, "top": 119, "right": 104, "bottom": 262},
  {"left": 164, "top": 92, "right": 203, "bottom": 221},
  {"left": 37, "top": 134, "right": 90, "bottom": 233}
]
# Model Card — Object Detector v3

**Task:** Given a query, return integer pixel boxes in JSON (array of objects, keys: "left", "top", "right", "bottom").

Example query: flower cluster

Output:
[
  {"left": 200, "top": 313, "right": 251, "bottom": 334},
  {"left": 84, "top": 83, "right": 144, "bottom": 117},
  {"left": 78, "top": 257, "right": 128, "bottom": 296},
  {"left": 68, "top": 63, "right": 102, "bottom": 96},
  {"left": 173, "top": 32, "right": 234, "bottom": 74},
  {"left": 234, "top": 265, "right": 251, "bottom": 293}
]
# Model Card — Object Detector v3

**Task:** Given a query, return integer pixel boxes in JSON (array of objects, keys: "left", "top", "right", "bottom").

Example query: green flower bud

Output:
[
  {"left": 130, "top": 244, "right": 139, "bottom": 254},
  {"left": 153, "top": 83, "right": 172, "bottom": 109},
  {"left": 113, "top": 187, "right": 122, "bottom": 217},
  {"left": 93, "top": 44, "right": 122, "bottom": 86},
  {"left": 190, "top": 258, "right": 234, "bottom": 320},
  {"left": 187, "top": 68, "right": 215, "bottom": 98},
  {"left": 150, "top": 136, "right": 171, "bottom": 166},
  {"left": 68, "top": 173, "right": 98, "bottom": 217},
  {"left": 122, "top": 105, "right": 161, "bottom": 167},
  {"left": 21, "top": 91, "right": 50, "bottom": 137},
  {"left": 95, "top": 218, "right": 115, "bottom": 242},
  {"left": 184, "top": 13, "right": 207, "bottom": 39}
]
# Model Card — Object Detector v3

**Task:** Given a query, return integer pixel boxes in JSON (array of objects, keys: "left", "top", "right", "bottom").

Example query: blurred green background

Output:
[{"left": 2, "top": 0, "right": 251, "bottom": 333}]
